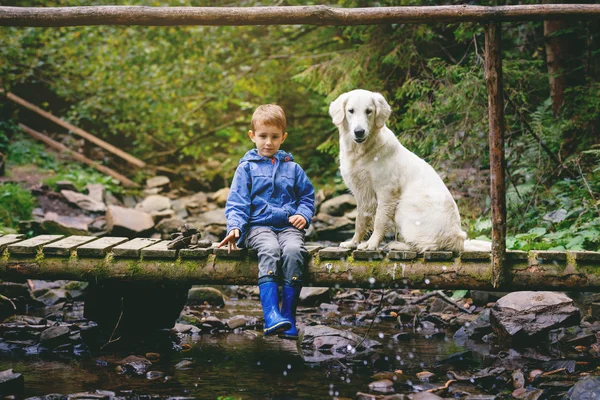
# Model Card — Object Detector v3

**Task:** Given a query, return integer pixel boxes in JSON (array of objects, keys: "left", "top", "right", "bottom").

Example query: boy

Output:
[{"left": 218, "top": 104, "right": 315, "bottom": 339}]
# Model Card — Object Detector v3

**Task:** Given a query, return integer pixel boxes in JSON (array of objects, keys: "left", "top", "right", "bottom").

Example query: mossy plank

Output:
[
  {"left": 7, "top": 235, "right": 64, "bottom": 255},
  {"left": 0, "top": 235, "right": 26, "bottom": 252},
  {"left": 112, "top": 238, "right": 160, "bottom": 258},
  {"left": 141, "top": 240, "right": 177, "bottom": 259},
  {"left": 77, "top": 237, "right": 129, "bottom": 257},
  {"left": 43, "top": 235, "right": 98, "bottom": 256}
]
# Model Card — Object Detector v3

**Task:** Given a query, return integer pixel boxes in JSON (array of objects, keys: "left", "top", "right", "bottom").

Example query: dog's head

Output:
[{"left": 329, "top": 89, "right": 392, "bottom": 144}]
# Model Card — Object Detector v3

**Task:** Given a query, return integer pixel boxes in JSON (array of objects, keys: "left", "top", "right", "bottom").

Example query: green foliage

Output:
[
  {"left": 43, "top": 164, "right": 123, "bottom": 194},
  {"left": 6, "top": 135, "right": 59, "bottom": 169},
  {"left": 0, "top": 183, "right": 36, "bottom": 230}
]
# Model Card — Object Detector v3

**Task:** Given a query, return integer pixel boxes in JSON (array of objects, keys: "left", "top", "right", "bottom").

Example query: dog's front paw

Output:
[
  {"left": 340, "top": 240, "right": 358, "bottom": 249},
  {"left": 358, "top": 240, "right": 379, "bottom": 251}
]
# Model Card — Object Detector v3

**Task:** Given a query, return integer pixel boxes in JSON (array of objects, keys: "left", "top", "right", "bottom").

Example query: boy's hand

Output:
[
  {"left": 217, "top": 229, "right": 240, "bottom": 253},
  {"left": 289, "top": 215, "right": 307, "bottom": 230}
]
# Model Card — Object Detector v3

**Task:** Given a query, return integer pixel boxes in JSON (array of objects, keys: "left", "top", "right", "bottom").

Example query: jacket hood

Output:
[{"left": 240, "top": 149, "right": 294, "bottom": 163}]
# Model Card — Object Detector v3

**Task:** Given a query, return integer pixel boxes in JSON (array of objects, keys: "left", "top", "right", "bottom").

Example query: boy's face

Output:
[{"left": 248, "top": 122, "right": 288, "bottom": 158}]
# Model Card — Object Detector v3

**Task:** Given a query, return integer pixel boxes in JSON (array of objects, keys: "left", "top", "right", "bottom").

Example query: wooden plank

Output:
[
  {"left": 485, "top": 22, "right": 507, "bottom": 289},
  {"left": 353, "top": 250, "right": 384, "bottom": 261},
  {"left": 0, "top": 234, "right": 26, "bottom": 252},
  {"left": 1, "top": 5, "right": 600, "bottom": 27},
  {"left": 180, "top": 247, "right": 213, "bottom": 259},
  {"left": 8, "top": 93, "right": 145, "bottom": 168},
  {"left": 19, "top": 124, "right": 139, "bottom": 188},
  {"left": 141, "top": 240, "right": 177, "bottom": 259},
  {"left": 7, "top": 235, "right": 64, "bottom": 255},
  {"left": 42, "top": 235, "right": 98, "bottom": 256},
  {"left": 319, "top": 247, "right": 351, "bottom": 260},
  {"left": 112, "top": 238, "right": 160, "bottom": 258},
  {"left": 77, "top": 236, "right": 129, "bottom": 257},
  {"left": 388, "top": 251, "right": 417, "bottom": 261}
]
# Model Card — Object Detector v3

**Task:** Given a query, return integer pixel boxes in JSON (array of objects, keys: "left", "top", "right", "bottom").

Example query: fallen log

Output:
[
  {"left": 1, "top": 235, "right": 600, "bottom": 291},
  {"left": 5, "top": 91, "right": 145, "bottom": 169},
  {"left": 18, "top": 124, "right": 139, "bottom": 188},
  {"left": 0, "top": 5, "right": 600, "bottom": 27}
]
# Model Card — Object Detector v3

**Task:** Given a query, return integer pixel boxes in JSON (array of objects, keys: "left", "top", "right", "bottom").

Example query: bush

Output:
[{"left": 0, "top": 183, "right": 36, "bottom": 230}]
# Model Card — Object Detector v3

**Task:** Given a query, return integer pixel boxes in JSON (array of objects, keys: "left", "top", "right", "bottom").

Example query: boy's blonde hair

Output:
[{"left": 251, "top": 104, "right": 287, "bottom": 132}]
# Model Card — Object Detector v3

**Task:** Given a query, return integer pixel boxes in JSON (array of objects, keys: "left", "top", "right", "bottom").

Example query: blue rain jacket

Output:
[{"left": 225, "top": 149, "right": 315, "bottom": 247}]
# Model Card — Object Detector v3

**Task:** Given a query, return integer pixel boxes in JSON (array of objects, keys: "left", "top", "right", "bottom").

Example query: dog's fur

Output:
[{"left": 329, "top": 89, "right": 490, "bottom": 252}]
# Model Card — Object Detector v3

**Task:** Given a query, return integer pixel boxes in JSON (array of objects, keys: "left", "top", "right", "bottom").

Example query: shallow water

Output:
[{"left": 0, "top": 294, "right": 494, "bottom": 399}]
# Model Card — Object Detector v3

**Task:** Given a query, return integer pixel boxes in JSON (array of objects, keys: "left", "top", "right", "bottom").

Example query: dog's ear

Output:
[
  {"left": 329, "top": 92, "right": 349, "bottom": 126},
  {"left": 374, "top": 92, "right": 392, "bottom": 129}
]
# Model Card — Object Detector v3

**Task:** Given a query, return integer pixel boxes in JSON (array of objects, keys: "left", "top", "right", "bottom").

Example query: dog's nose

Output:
[{"left": 354, "top": 128, "right": 366, "bottom": 138}]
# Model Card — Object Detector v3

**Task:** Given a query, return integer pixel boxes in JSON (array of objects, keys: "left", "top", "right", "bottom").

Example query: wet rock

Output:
[
  {"left": 434, "top": 350, "right": 473, "bottom": 369},
  {"left": 490, "top": 291, "right": 580, "bottom": 346},
  {"left": 116, "top": 355, "right": 152, "bottom": 376},
  {"left": 299, "top": 325, "right": 380, "bottom": 362},
  {"left": 408, "top": 393, "right": 443, "bottom": 399},
  {"left": 146, "top": 176, "right": 171, "bottom": 191},
  {"left": 226, "top": 316, "right": 247, "bottom": 330},
  {"left": 454, "top": 309, "right": 492, "bottom": 341},
  {"left": 135, "top": 194, "right": 171, "bottom": 213},
  {"left": 173, "top": 192, "right": 209, "bottom": 216},
  {"left": 368, "top": 379, "right": 395, "bottom": 393},
  {"left": 319, "top": 194, "right": 356, "bottom": 216},
  {"left": 470, "top": 290, "right": 510, "bottom": 306},
  {"left": 175, "top": 360, "right": 194, "bottom": 370},
  {"left": 39, "top": 326, "right": 70, "bottom": 348},
  {"left": 106, "top": 205, "right": 154, "bottom": 236},
  {"left": 0, "top": 369, "right": 24, "bottom": 396},
  {"left": 319, "top": 303, "right": 339, "bottom": 312},
  {"left": 85, "top": 183, "right": 105, "bottom": 203},
  {"left": 34, "top": 289, "right": 68, "bottom": 306},
  {"left": 299, "top": 287, "right": 331, "bottom": 306},
  {"left": 187, "top": 208, "right": 227, "bottom": 235},
  {"left": 187, "top": 286, "right": 225, "bottom": 307},
  {"left": 173, "top": 323, "right": 201, "bottom": 334},
  {"left": 66, "top": 389, "right": 115, "bottom": 399},
  {"left": 384, "top": 291, "right": 407, "bottom": 306},
  {"left": 60, "top": 190, "right": 106, "bottom": 212},
  {"left": 151, "top": 209, "right": 176, "bottom": 224},
  {"left": 146, "top": 370, "right": 165, "bottom": 380},
  {"left": 42, "top": 212, "right": 92, "bottom": 236},
  {"left": 567, "top": 375, "right": 600, "bottom": 399}
]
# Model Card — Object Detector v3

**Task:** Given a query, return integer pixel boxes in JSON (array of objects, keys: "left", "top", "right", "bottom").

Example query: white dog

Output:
[{"left": 329, "top": 89, "right": 490, "bottom": 253}]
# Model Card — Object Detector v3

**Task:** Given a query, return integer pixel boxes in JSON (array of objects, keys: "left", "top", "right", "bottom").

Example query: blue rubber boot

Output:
[
  {"left": 278, "top": 285, "right": 301, "bottom": 340},
  {"left": 259, "top": 281, "right": 292, "bottom": 336}
]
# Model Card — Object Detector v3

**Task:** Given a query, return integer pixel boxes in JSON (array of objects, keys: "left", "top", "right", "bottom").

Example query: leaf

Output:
[{"left": 451, "top": 290, "right": 468, "bottom": 300}]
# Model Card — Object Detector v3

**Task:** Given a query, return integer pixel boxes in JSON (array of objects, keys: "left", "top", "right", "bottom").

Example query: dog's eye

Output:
[
  {"left": 366, "top": 109, "right": 372, "bottom": 115},
  {"left": 348, "top": 109, "right": 354, "bottom": 114}
]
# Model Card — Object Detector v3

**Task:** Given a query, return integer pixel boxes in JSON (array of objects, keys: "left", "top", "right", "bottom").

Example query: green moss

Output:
[{"left": 127, "top": 260, "right": 141, "bottom": 276}]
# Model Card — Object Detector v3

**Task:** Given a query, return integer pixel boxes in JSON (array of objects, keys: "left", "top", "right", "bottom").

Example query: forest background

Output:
[{"left": 0, "top": 0, "right": 599, "bottom": 251}]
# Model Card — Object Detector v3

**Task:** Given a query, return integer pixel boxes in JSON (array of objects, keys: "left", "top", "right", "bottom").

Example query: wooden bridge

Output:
[{"left": 2, "top": 234, "right": 600, "bottom": 291}]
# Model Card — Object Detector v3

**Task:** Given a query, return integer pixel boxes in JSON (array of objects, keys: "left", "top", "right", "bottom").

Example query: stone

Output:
[
  {"left": 56, "top": 180, "right": 77, "bottom": 191},
  {"left": 0, "top": 369, "right": 24, "bottom": 396},
  {"left": 187, "top": 286, "right": 225, "bottom": 306},
  {"left": 40, "top": 325, "right": 71, "bottom": 348},
  {"left": 42, "top": 212, "right": 92, "bottom": 236},
  {"left": 490, "top": 291, "right": 580, "bottom": 346},
  {"left": 311, "top": 213, "right": 355, "bottom": 241},
  {"left": 146, "top": 176, "right": 170, "bottom": 190},
  {"left": 319, "top": 194, "right": 356, "bottom": 216},
  {"left": 116, "top": 355, "right": 152, "bottom": 376},
  {"left": 226, "top": 316, "right": 247, "bottom": 330},
  {"left": 60, "top": 190, "right": 106, "bottom": 212},
  {"left": 155, "top": 217, "right": 185, "bottom": 235},
  {"left": 299, "top": 325, "right": 380, "bottom": 362},
  {"left": 35, "top": 289, "right": 68, "bottom": 306},
  {"left": 135, "top": 194, "right": 171, "bottom": 213},
  {"left": 106, "top": 205, "right": 154, "bottom": 236},
  {"left": 453, "top": 309, "right": 492, "bottom": 341},
  {"left": 299, "top": 287, "right": 330, "bottom": 306},
  {"left": 567, "top": 375, "right": 600, "bottom": 399},
  {"left": 368, "top": 379, "right": 394, "bottom": 393},
  {"left": 210, "top": 187, "right": 230, "bottom": 207},
  {"left": 150, "top": 209, "right": 176, "bottom": 223},
  {"left": 85, "top": 183, "right": 105, "bottom": 203}
]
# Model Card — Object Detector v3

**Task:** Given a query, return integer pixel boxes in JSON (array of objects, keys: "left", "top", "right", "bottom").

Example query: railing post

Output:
[{"left": 484, "top": 22, "right": 507, "bottom": 288}]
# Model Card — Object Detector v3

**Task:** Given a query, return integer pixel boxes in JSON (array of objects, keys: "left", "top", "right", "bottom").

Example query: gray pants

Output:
[{"left": 245, "top": 227, "right": 308, "bottom": 286}]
